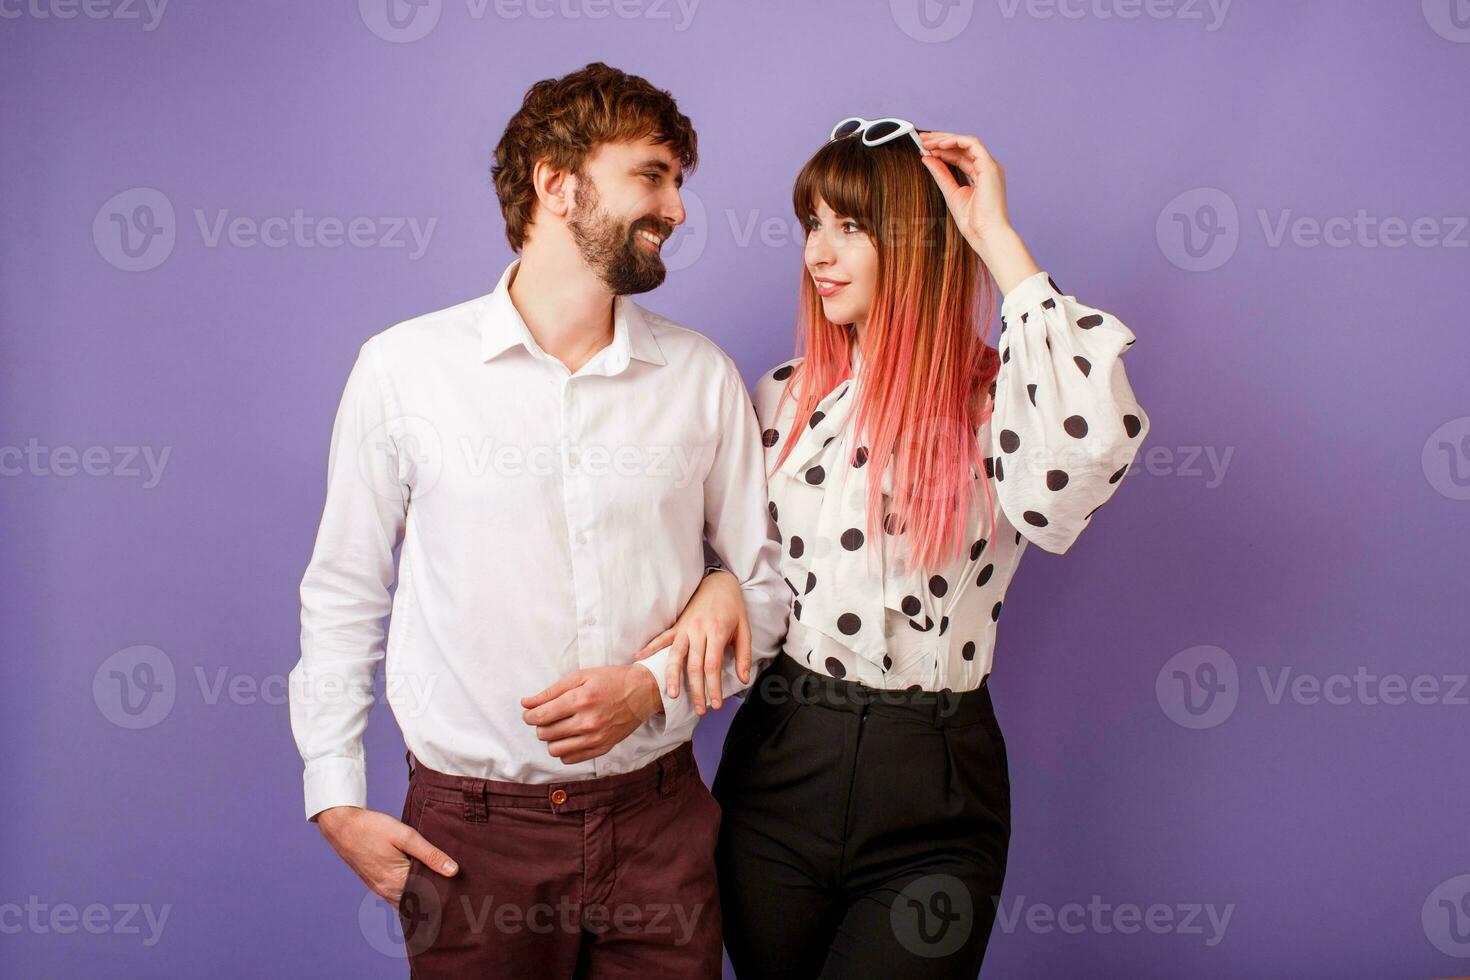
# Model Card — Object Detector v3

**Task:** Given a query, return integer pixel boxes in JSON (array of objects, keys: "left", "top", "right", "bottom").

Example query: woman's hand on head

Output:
[
  {"left": 918, "top": 131, "right": 1014, "bottom": 249},
  {"left": 919, "top": 131, "right": 1040, "bottom": 295}
]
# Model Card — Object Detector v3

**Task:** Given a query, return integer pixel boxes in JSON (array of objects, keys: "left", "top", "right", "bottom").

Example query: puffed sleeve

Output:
[{"left": 987, "top": 271, "right": 1150, "bottom": 554}]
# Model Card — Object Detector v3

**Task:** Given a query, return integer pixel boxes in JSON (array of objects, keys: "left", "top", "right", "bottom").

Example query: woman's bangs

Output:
[{"left": 793, "top": 139, "right": 876, "bottom": 229}]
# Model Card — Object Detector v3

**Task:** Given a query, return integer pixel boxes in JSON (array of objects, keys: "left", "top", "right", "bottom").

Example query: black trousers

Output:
[{"left": 712, "top": 651, "right": 1011, "bottom": 979}]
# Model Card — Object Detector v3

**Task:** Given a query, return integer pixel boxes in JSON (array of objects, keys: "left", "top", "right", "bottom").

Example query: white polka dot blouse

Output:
[{"left": 753, "top": 270, "right": 1151, "bottom": 692}]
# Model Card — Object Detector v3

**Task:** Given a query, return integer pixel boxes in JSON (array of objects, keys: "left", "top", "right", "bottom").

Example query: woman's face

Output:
[{"left": 803, "top": 197, "right": 878, "bottom": 330}]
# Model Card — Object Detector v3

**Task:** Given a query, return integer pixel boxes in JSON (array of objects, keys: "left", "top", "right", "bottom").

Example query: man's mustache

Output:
[{"left": 629, "top": 216, "right": 675, "bottom": 242}]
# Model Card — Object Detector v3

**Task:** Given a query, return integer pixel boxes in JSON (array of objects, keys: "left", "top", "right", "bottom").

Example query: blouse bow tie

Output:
[{"left": 772, "top": 368, "right": 960, "bottom": 675}]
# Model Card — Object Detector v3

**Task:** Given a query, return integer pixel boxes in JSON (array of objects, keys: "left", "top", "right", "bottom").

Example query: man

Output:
[{"left": 289, "top": 62, "right": 786, "bottom": 977}]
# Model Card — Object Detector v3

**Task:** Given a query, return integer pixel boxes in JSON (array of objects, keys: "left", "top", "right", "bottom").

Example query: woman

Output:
[{"left": 642, "top": 119, "right": 1150, "bottom": 977}]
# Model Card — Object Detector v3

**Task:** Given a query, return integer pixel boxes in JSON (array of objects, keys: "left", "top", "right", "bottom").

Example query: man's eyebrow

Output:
[{"left": 633, "top": 158, "right": 684, "bottom": 187}]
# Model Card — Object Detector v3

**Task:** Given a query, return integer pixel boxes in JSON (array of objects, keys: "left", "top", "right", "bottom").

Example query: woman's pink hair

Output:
[{"left": 771, "top": 134, "right": 1002, "bottom": 572}]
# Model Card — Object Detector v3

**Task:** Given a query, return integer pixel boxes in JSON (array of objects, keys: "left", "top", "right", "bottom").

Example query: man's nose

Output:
[{"left": 662, "top": 189, "right": 686, "bottom": 230}]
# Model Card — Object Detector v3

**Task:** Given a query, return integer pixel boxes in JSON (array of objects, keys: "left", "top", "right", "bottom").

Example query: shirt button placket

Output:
[{"left": 561, "top": 378, "right": 603, "bottom": 669}]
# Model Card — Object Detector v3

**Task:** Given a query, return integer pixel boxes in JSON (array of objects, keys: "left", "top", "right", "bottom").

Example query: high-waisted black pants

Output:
[{"left": 712, "top": 651, "right": 1012, "bottom": 978}]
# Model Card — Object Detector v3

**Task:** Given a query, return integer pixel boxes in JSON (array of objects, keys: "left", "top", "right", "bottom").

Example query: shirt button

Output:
[
  {"left": 585, "top": 615, "right": 598, "bottom": 627},
  {"left": 568, "top": 451, "right": 581, "bottom": 467},
  {"left": 550, "top": 789, "right": 568, "bottom": 805},
  {"left": 575, "top": 531, "right": 588, "bottom": 545}
]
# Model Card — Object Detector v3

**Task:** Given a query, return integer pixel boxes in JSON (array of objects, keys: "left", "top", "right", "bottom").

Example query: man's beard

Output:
[{"left": 567, "top": 172, "right": 671, "bottom": 296}]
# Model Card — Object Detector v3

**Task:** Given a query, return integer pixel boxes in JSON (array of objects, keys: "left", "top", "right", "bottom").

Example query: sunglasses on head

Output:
[{"left": 829, "top": 117, "right": 930, "bottom": 155}]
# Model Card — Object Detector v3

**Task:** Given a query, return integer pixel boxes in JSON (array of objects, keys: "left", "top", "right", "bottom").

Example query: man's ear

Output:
[{"left": 532, "top": 158, "right": 574, "bottom": 219}]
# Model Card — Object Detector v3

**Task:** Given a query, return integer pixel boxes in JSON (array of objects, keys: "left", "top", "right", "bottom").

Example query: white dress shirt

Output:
[
  {"left": 289, "top": 259, "right": 788, "bottom": 820},
  {"left": 754, "top": 270, "right": 1149, "bottom": 692}
]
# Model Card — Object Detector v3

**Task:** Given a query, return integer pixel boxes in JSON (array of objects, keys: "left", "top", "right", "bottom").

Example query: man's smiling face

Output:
[{"left": 566, "top": 137, "right": 688, "bottom": 295}]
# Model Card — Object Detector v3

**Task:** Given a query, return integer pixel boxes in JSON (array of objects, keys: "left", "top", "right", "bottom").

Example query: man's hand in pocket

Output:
[{"left": 316, "top": 806, "right": 459, "bottom": 908}]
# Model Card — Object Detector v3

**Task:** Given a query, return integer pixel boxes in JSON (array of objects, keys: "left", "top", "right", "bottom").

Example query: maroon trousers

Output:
[{"left": 396, "top": 741, "right": 723, "bottom": 978}]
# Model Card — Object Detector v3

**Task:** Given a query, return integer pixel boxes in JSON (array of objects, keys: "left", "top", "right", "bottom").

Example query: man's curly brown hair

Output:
[{"left": 491, "top": 63, "right": 698, "bottom": 252}]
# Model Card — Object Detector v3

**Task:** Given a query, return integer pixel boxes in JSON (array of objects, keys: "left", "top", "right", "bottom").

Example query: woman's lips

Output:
[{"left": 814, "top": 279, "right": 848, "bottom": 298}]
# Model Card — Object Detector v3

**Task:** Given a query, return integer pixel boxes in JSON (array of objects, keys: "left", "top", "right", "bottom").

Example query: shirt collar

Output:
[{"left": 479, "top": 259, "right": 667, "bottom": 371}]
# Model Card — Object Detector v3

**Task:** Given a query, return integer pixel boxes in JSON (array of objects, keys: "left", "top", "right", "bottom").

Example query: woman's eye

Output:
[
  {"left": 643, "top": 173, "right": 659, "bottom": 184},
  {"left": 804, "top": 216, "right": 819, "bottom": 231}
]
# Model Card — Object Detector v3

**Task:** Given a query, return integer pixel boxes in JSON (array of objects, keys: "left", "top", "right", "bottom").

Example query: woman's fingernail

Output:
[{"left": 443, "top": 860, "right": 457, "bottom": 873}]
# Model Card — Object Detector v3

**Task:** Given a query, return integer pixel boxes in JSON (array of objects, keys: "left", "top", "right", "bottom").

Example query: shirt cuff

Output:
[
  {"left": 303, "top": 756, "right": 367, "bottom": 822},
  {"left": 1000, "top": 270, "right": 1057, "bottom": 323},
  {"left": 633, "top": 648, "right": 699, "bottom": 738}
]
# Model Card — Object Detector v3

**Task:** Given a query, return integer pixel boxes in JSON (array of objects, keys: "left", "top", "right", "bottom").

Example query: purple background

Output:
[{"left": 3, "top": 1, "right": 1468, "bottom": 976}]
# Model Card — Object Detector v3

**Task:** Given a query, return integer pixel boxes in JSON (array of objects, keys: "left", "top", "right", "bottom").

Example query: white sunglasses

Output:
[{"left": 829, "top": 116, "right": 930, "bottom": 156}]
